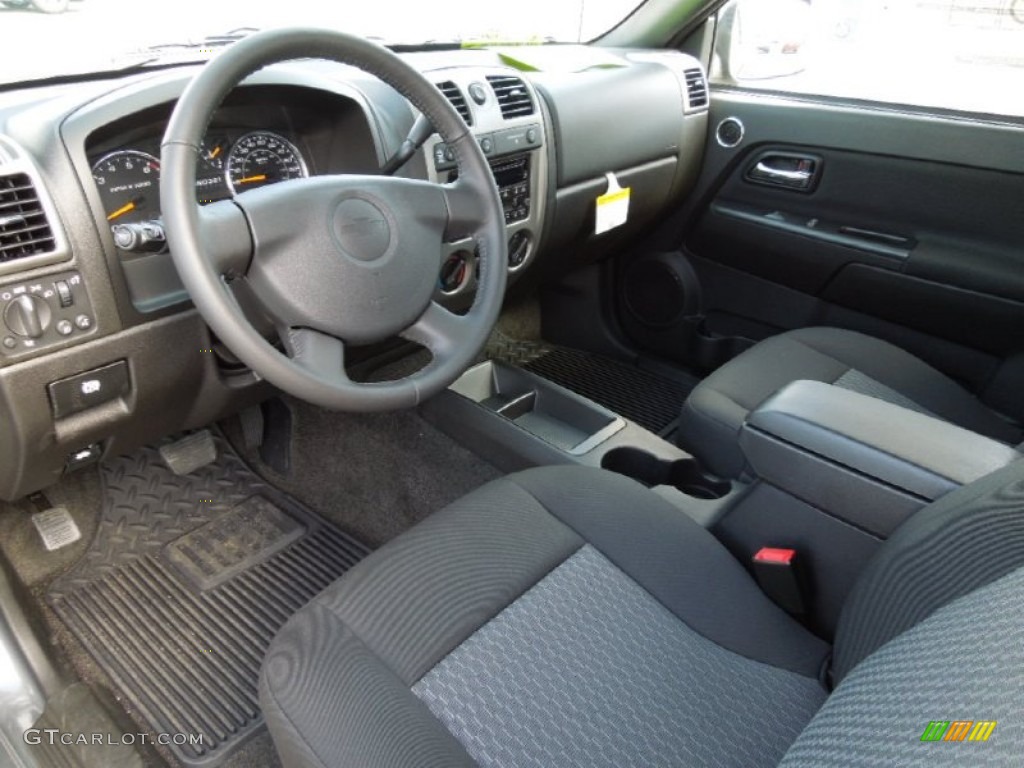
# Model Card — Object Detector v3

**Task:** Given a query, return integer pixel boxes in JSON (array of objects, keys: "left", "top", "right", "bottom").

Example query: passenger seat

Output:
[{"left": 678, "top": 327, "right": 1022, "bottom": 478}]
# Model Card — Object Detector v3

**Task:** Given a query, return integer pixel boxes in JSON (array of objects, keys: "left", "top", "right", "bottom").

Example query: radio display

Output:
[{"left": 491, "top": 157, "right": 529, "bottom": 189}]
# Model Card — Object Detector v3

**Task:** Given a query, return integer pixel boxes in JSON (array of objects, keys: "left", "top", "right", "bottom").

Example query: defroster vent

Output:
[
  {"left": 0, "top": 173, "right": 56, "bottom": 264},
  {"left": 683, "top": 67, "right": 708, "bottom": 110},
  {"left": 486, "top": 75, "right": 535, "bottom": 119},
  {"left": 436, "top": 81, "right": 473, "bottom": 126}
]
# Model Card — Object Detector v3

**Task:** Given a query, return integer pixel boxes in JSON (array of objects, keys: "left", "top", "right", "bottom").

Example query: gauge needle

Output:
[
  {"left": 236, "top": 174, "right": 267, "bottom": 185},
  {"left": 208, "top": 145, "right": 222, "bottom": 160},
  {"left": 107, "top": 201, "right": 136, "bottom": 221}
]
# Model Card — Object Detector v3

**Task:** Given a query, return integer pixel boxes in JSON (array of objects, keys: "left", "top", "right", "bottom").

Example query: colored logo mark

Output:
[{"left": 921, "top": 721, "right": 997, "bottom": 742}]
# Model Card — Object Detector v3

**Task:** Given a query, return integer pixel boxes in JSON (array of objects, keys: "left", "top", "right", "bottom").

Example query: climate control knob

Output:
[{"left": 4, "top": 294, "right": 52, "bottom": 338}]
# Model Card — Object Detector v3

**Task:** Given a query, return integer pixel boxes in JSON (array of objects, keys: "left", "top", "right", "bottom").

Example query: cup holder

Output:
[
  {"left": 680, "top": 317, "right": 756, "bottom": 372},
  {"left": 601, "top": 447, "right": 730, "bottom": 500}
]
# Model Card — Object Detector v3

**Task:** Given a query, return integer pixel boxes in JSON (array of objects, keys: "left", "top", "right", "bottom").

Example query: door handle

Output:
[
  {"left": 753, "top": 161, "right": 812, "bottom": 184},
  {"left": 746, "top": 153, "right": 821, "bottom": 191}
]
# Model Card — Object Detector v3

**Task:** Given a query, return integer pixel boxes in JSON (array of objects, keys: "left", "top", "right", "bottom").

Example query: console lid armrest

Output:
[{"left": 739, "top": 380, "right": 1020, "bottom": 536}]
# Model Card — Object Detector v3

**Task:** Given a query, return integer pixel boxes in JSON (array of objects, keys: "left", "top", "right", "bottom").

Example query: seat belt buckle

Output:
[{"left": 752, "top": 547, "right": 807, "bottom": 616}]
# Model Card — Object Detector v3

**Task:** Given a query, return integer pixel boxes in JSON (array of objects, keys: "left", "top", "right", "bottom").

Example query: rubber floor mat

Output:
[
  {"left": 489, "top": 339, "right": 699, "bottom": 436},
  {"left": 48, "top": 433, "right": 370, "bottom": 767}
]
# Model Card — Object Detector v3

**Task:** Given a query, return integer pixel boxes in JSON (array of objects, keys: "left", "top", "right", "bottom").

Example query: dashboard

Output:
[{"left": 0, "top": 46, "right": 709, "bottom": 499}]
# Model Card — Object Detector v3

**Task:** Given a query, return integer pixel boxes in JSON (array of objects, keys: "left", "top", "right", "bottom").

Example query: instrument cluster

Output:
[{"left": 90, "top": 129, "right": 308, "bottom": 225}]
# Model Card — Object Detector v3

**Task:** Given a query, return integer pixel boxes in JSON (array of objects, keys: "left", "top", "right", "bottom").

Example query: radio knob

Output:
[{"left": 4, "top": 294, "right": 52, "bottom": 339}]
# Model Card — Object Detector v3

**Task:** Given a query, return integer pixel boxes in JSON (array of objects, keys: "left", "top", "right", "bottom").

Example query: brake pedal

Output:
[{"left": 159, "top": 430, "right": 217, "bottom": 476}]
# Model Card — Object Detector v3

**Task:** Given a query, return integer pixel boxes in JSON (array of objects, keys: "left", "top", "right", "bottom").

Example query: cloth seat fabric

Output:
[
  {"left": 260, "top": 466, "right": 828, "bottom": 768},
  {"left": 677, "top": 326, "right": 1021, "bottom": 478},
  {"left": 261, "top": 461, "right": 1024, "bottom": 767}
]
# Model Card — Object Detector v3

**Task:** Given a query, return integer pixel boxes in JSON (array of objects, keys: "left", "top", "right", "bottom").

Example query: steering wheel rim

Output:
[{"left": 160, "top": 28, "right": 507, "bottom": 411}]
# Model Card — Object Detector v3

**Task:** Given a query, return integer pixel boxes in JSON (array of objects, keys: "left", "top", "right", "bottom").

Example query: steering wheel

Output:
[{"left": 160, "top": 28, "right": 507, "bottom": 411}]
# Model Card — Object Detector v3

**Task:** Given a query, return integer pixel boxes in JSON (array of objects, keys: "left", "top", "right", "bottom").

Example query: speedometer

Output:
[
  {"left": 91, "top": 150, "right": 160, "bottom": 223},
  {"left": 225, "top": 131, "right": 308, "bottom": 194}
]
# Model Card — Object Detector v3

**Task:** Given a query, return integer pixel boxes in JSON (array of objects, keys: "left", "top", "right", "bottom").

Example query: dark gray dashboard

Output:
[{"left": 0, "top": 45, "right": 708, "bottom": 500}]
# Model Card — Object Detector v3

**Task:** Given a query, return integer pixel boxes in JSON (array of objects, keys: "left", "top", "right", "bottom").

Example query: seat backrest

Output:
[
  {"left": 780, "top": 561, "right": 1024, "bottom": 766},
  {"left": 833, "top": 458, "right": 1024, "bottom": 682}
]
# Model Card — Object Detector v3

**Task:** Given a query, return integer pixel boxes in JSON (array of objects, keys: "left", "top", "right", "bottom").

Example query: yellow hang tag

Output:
[{"left": 595, "top": 172, "right": 630, "bottom": 235}]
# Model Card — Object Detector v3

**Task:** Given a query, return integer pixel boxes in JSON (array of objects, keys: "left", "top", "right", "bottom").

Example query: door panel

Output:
[{"left": 626, "top": 89, "right": 1024, "bottom": 416}]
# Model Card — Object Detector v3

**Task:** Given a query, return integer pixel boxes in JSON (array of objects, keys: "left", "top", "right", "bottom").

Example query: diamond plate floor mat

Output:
[
  {"left": 489, "top": 336, "right": 699, "bottom": 436},
  {"left": 47, "top": 432, "right": 370, "bottom": 767}
]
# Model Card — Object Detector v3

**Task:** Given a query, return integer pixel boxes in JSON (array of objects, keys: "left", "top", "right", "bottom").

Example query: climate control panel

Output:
[{"left": 0, "top": 271, "right": 95, "bottom": 358}]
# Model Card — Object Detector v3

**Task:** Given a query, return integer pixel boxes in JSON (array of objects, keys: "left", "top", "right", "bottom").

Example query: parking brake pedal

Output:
[
  {"left": 159, "top": 430, "right": 217, "bottom": 476},
  {"left": 26, "top": 492, "right": 82, "bottom": 552}
]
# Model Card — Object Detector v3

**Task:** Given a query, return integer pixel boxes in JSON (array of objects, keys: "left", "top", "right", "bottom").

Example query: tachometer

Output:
[
  {"left": 225, "top": 131, "right": 307, "bottom": 194},
  {"left": 90, "top": 150, "right": 161, "bottom": 223}
]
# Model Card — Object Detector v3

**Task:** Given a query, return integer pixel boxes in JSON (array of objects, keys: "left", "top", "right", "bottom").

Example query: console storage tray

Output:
[{"left": 450, "top": 361, "right": 624, "bottom": 455}]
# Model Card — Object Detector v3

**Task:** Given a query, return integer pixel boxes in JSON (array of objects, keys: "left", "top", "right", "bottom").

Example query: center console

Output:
[
  {"left": 427, "top": 367, "right": 1023, "bottom": 641},
  {"left": 422, "top": 359, "right": 738, "bottom": 529},
  {"left": 424, "top": 70, "right": 549, "bottom": 300},
  {"left": 713, "top": 379, "right": 1021, "bottom": 637}
]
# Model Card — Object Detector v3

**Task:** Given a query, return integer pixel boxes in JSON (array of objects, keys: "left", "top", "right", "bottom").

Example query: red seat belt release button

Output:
[{"left": 752, "top": 547, "right": 806, "bottom": 615}]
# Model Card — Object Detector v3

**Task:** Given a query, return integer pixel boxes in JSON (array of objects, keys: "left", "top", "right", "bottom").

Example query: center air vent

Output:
[
  {"left": 683, "top": 67, "right": 708, "bottom": 110},
  {"left": 436, "top": 81, "right": 473, "bottom": 126},
  {"left": 486, "top": 75, "right": 535, "bottom": 119},
  {"left": 0, "top": 173, "right": 56, "bottom": 264}
]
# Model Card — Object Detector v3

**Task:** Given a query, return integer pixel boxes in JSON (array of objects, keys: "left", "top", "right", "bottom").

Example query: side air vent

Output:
[
  {"left": 0, "top": 173, "right": 56, "bottom": 264},
  {"left": 683, "top": 67, "right": 708, "bottom": 110},
  {"left": 436, "top": 81, "right": 473, "bottom": 126},
  {"left": 486, "top": 75, "right": 535, "bottom": 119}
]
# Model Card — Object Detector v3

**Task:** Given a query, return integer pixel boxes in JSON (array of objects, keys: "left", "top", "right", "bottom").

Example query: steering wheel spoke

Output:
[
  {"left": 443, "top": 174, "right": 490, "bottom": 242},
  {"left": 283, "top": 327, "right": 350, "bottom": 385},
  {"left": 197, "top": 200, "right": 254, "bottom": 277},
  {"left": 401, "top": 301, "right": 472, "bottom": 361}
]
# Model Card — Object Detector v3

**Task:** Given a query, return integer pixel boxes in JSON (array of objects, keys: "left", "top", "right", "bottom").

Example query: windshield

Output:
[{"left": 1, "top": 0, "right": 645, "bottom": 87}]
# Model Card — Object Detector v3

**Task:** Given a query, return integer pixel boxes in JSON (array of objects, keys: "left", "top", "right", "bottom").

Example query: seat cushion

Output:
[
  {"left": 260, "top": 466, "right": 829, "bottom": 768},
  {"left": 678, "top": 327, "right": 1021, "bottom": 478},
  {"left": 412, "top": 544, "right": 826, "bottom": 768}
]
